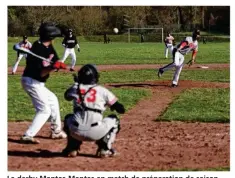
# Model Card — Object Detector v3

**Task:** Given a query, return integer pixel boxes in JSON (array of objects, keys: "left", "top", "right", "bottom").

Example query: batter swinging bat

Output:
[{"left": 13, "top": 44, "right": 53, "bottom": 63}]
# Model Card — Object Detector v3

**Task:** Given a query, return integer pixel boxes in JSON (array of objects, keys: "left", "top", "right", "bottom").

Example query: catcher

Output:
[
  {"left": 62, "top": 64, "right": 125, "bottom": 158},
  {"left": 158, "top": 29, "right": 200, "bottom": 87}
]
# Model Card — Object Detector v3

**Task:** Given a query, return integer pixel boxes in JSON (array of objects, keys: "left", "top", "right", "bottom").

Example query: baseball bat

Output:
[{"left": 13, "top": 44, "right": 53, "bottom": 63}]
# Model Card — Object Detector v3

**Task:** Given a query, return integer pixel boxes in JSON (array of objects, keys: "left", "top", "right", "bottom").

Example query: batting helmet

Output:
[
  {"left": 38, "top": 22, "right": 61, "bottom": 42},
  {"left": 78, "top": 64, "right": 99, "bottom": 84},
  {"left": 192, "top": 29, "right": 200, "bottom": 40}
]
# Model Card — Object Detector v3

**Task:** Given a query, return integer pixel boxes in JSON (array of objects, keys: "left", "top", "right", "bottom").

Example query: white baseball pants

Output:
[
  {"left": 61, "top": 48, "right": 76, "bottom": 69},
  {"left": 21, "top": 77, "right": 62, "bottom": 137},
  {"left": 161, "top": 51, "right": 185, "bottom": 85},
  {"left": 164, "top": 43, "right": 173, "bottom": 58},
  {"left": 12, "top": 53, "right": 27, "bottom": 73}
]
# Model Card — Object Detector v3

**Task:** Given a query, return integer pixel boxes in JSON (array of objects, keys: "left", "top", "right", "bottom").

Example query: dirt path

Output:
[
  {"left": 8, "top": 63, "right": 229, "bottom": 74},
  {"left": 8, "top": 79, "right": 230, "bottom": 171}
]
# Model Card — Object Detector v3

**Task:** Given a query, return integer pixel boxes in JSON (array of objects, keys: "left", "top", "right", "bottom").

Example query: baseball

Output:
[{"left": 113, "top": 28, "right": 119, "bottom": 34}]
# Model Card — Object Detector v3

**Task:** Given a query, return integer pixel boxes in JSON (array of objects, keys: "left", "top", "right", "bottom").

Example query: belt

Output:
[{"left": 91, "top": 122, "right": 98, "bottom": 127}]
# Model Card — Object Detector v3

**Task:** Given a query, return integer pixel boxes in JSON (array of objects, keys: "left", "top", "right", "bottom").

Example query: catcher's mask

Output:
[
  {"left": 192, "top": 29, "right": 200, "bottom": 41},
  {"left": 78, "top": 64, "right": 99, "bottom": 85},
  {"left": 38, "top": 22, "right": 61, "bottom": 42}
]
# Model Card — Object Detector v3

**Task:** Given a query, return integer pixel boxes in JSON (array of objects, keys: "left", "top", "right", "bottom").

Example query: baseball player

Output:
[
  {"left": 158, "top": 29, "right": 200, "bottom": 87},
  {"left": 61, "top": 64, "right": 125, "bottom": 158},
  {"left": 19, "top": 22, "right": 67, "bottom": 144},
  {"left": 164, "top": 33, "right": 174, "bottom": 59},
  {"left": 60, "top": 29, "right": 80, "bottom": 72},
  {"left": 12, "top": 36, "right": 32, "bottom": 75}
]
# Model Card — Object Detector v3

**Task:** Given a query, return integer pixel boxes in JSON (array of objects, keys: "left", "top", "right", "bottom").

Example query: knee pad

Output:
[{"left": 108, "top": 114, "right": 121, "bottom": 133}]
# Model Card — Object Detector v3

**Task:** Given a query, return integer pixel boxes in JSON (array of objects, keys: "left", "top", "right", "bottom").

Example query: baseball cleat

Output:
[
  {"left": 157, "top": 68, "right": 164, "bottom": 78},
  {"left": 20, "top": 135, "right": 40, "bottom": 144},
  {"left": 11, "top": 72, "right": 15, "bottom": 75},
  {"left": 70, "top": 68, "right": 75, "bottom": 72},
  {"left": 51, "top": 131, "right": 67, "bottom": 139},
  {"left": 97, "top": 148, "right": 119, "bottom": 158},
  {"left": 171, "top": 84, "right": 178, "bottom": 88}
]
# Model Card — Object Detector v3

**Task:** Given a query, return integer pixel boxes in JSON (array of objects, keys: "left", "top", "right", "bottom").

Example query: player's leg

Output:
[
  {"left": 12, "top": 53, "right": 24, "bottom": 74},
  {"left": 70, "top": 48, "right": 76, "bottom": 71},
  {"left": 62, "top": 114, "right": 82, "bottom": 157},
  {"left": 157, "top": 49, "right": 178, "bottom": 78},
  {"left": 95, "top": 115, "right": 120, "bottom": 157},
  {"left": 172, "top": 54, "right": 184, "bottom": 86},
  {"left": 45, "top": 87, "right": 67, "bottom": 139},
  {"left": 60, "top": 48, "right": 70, "bottom": 63},
  {"left": 21, "top": 77, "right": 53, "bottom": 143},
  {"left": 164, "top": 45, "right": 169, "bottom": 58}
]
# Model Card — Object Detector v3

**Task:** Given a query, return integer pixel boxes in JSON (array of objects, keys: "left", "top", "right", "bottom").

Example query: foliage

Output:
[{"left": 8, "top": 6, "right": 230, "bottom": 36}]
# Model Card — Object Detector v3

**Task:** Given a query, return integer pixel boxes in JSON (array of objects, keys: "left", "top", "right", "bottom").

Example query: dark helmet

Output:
[
  {"left": 78, "top": 64, "right": 99, "bottom": 84},
  {"left": 23, "top": 35, "right": 28, "bottom": 40},
  {"left": 192, "top": 29, "right": 200, "bottom": 40},
  {"left": 38, "top": 22, "right": 61, "bottom": 42}
]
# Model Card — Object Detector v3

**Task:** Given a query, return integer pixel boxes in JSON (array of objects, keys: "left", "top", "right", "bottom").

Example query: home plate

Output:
[{"left": 198, "top": 66, "right": 209, "bottom": 69}]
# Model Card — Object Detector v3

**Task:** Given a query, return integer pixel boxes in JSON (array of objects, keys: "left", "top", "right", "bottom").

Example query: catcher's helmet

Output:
[
  {"left": 38, "top": 22, "right": 61, "bottom": 42},
  {"left": 192, "top": 29, "right": 200, "bottom": 40},
  {"left": 78, "top": 64, "right": 99, "bottom": 84}
]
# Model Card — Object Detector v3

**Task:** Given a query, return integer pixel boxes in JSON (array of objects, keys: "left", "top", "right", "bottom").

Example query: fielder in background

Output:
[
  {"left": 164, "top": 32, "right": 174, "bottom": 59},
  {"left": 62, "top": 64, "right": 125, "bottom": 158},
  {"left": 60, "top": 29, "right": 80, "bottom": 72},
  {"left": 20, "top": 22, "right": 67, "bottom": 144},
  {"left": 158, "top": 29, "right": 200, "bottom": 87},
  {"left": 12, "top": 36, "right": 32, "bottom": 75}
]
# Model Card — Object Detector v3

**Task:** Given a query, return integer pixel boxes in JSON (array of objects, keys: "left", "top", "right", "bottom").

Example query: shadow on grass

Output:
[{"left": 108, "top": 83, "right": 169, "bottom": 88}]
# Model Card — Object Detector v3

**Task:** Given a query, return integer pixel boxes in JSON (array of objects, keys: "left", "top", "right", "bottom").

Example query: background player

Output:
[
  {"left": 164, "top": 32, "right": 174, "bottom": 59},
  {"left": 158, "top": 29, "right": 200, "bottom": 87},
  {"left": 62, "top": 64, "right": 125, "bottom": 158},
  {"left": 12, "top": 36, "right": 32, "bottom": 75},
  {"left": 60, "top": 29, "right": 80, "bottom": 71},
  {"left": 19, "top": 22, "right": 67, "bottom": 144}
]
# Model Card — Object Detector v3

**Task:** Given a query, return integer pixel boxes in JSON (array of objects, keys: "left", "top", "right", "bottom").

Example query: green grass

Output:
[
  {"left": 158, "top": 88, "right": 230, "bottom": 123},
  {"left": 8, "top": 40, "right": 230, "bottom": 66},
  {"left": 8, "top": 74, "right": 150, "bottom": 121},
  {"left": 101, "top": 69, "right": 230, "bottom": 83}
]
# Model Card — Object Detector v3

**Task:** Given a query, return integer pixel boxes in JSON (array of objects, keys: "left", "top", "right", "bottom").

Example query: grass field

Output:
[
  {"left": 158, "top": 88, "right": 230, "bottom": 123},
  {"left": 7, "top": 40, "right": 230, "bottom": 171},
  {"left": 8, "top": 40, "right": 230, "bottom": 66}
]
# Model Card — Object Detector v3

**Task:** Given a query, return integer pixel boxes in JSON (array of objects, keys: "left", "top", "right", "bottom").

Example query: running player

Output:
[
  {"left": 60, "top": 29, "right": 80, "bottom": 71},
  {"left": 158, "top": 29, "right": 200, "bottom": 87}
]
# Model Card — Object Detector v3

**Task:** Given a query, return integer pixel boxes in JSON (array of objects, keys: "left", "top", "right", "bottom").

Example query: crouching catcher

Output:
[{"left": 62, "top": 64, "right": 125, "bottom": 158}]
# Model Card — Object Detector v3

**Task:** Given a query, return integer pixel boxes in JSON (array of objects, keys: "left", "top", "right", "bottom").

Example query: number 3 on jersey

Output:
[{"left": 78, "top": 89, "right": 97, "bottom": 103}]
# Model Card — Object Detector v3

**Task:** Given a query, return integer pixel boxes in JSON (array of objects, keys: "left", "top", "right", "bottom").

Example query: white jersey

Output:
[
  {"left": 65, "top": 83, "right": 118, "bottom": 113},
  {"left": 165, "top": 35, "right": 174, "bottom": 44},
  {"left": 77, "top": 84, "right": 117, "bottom": 112},
  {"left": 18, "top": 40, "right": 32, "bottom": 50},
  {"left": 177, "top": 36, "right": 198, "bottom": 55}
]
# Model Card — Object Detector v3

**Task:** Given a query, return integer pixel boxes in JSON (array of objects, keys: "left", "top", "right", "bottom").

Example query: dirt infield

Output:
[{"left": 8, "top": 64, "right": 230, "bottom": 171}]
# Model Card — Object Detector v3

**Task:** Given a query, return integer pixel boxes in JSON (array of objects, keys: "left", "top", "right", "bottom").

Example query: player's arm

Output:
[
  {"left": 110, "top": 101, "right": 125, "bottom": 114},
  {"left": 103, "top": 87, "right": 126, "bottom": 114},
  {"left": 62, "top": 37, "right": 66, "bottom": 47},
  {"left": 64, "top": 83, "right": 79, "bottom": 101},
  {"left": 75, "top": 37, "right": 80, "bottom": 52},
  {"left": 176, "top": 41, "right": 188, "bottom": 51},
  {"left": 189, "top": 49, "right": 197, "bottom": 65}
]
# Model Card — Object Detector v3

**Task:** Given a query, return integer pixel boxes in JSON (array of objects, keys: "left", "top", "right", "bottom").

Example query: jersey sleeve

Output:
[
  {"left": 50, "top": 45, "right": 59, "bottom": 63},
  {"left": 102, "top": 87, "right": 118, "bottom": 106}
]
